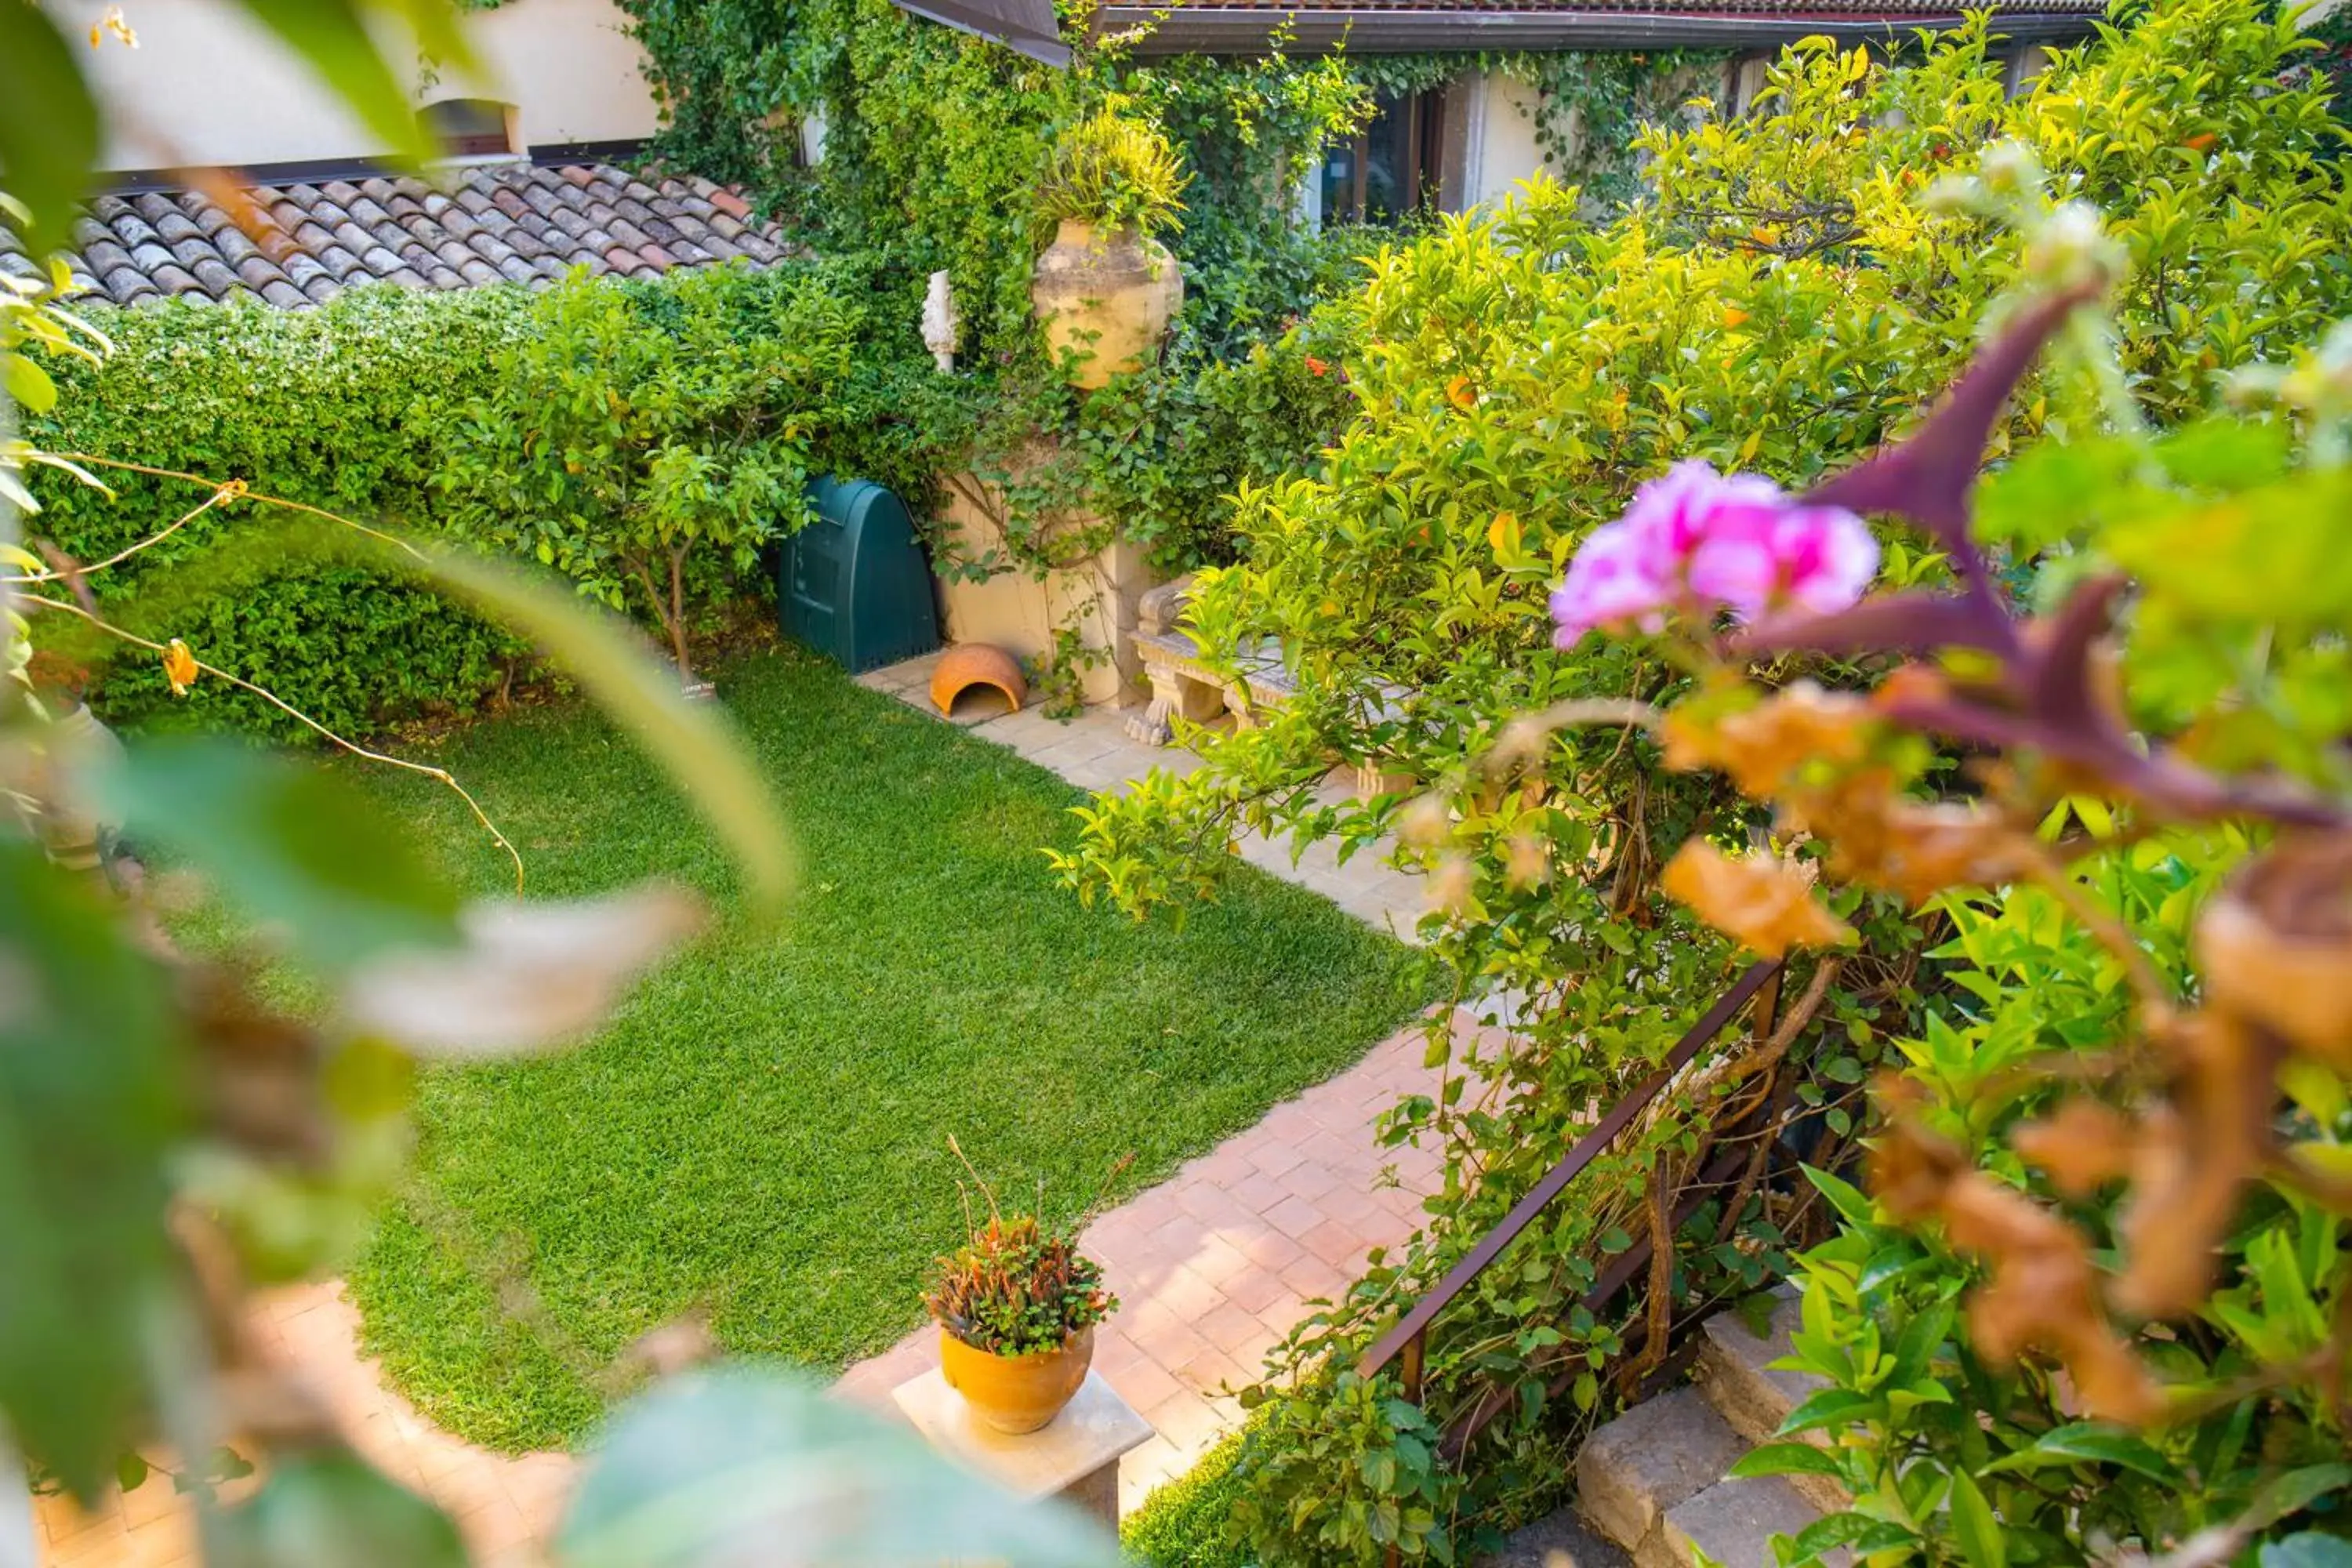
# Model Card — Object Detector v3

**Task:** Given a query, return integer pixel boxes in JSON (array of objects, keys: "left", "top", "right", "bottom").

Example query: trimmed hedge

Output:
[
  {"left": 25, "top": 264, "right": 965, "bottom": 740},
  {"left": 27, "top": 285, "right": 536, "bottom": 739},
  {"left": 1123, "top": 1431, "right": 1252, "bottom": 1568}
]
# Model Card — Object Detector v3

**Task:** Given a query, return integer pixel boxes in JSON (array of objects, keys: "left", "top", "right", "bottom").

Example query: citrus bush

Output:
[{"left": 1051, "top": 3, "right": 2352, "bottom": 1562}]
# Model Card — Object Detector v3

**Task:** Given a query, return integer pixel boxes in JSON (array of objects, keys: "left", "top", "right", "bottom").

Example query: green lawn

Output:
[{"left": 339, "top": 643, "right": 1417, "bottom": 1451}]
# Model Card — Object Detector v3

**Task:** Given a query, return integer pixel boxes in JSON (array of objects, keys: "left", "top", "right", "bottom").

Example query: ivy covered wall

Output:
[{"left": 615, "top": 0, "right": 1719, "bottom": 358}]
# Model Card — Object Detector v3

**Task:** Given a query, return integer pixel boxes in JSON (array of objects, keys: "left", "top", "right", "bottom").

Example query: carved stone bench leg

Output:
[{"left": 1127, "top": 663, "right": 1224, "bottom": 746}]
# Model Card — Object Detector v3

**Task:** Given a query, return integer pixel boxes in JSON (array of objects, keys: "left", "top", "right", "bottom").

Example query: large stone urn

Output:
[{"left": 1031, "top": 220, "right": 1183, "bottom": 388}]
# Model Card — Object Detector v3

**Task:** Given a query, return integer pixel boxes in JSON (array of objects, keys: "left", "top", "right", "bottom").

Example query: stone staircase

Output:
[{"left": 1485, "top": 1287, "right": 1842, "bottom": 1568}]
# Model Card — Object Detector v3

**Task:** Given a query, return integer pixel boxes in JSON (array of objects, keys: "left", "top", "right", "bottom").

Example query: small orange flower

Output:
[
  {"left": 1446, "top": 375, "right": 1477, "bottom": 412},
  {"left": 162, "top": 638, "right": 199, "bottom": 696},
  {"left": 1722, "top": 307, "right": 1751, "bottom": 330}
]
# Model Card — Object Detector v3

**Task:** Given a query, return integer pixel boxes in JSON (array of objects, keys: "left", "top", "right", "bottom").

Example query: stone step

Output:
[
  {"left": 1694, "top": 1290, "right": 1849, "bottom": 1514},
  {"left": 1477, "top": 1506, "right": 1633, "bottom": 1568},
  {"left": 1573, "top": 1387, "right": 1751, "bottom": 1563},
  {"left": 1661, "top": 1475, "right": 1841, "bottom": 1568}
]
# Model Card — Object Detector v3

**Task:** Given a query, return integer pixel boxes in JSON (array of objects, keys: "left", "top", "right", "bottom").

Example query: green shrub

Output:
[
  {"left": 26, "top": 286, "right": 532, "bottom": 739},
  {"left": 1035, "top": 99, "right": 1189, "bottom": 236},
  {"left": 1123, "top": 1431, "right": 1254, "bottom": 1568},
  {"left": 23, "top": 263, "right": 970, "bottom": 736},
  {"left": 1052, "top": 4, "right": 2352, "bottom": 1563},
  {"left": 437, "top": 260, "right": 962, "bottom": 685}
]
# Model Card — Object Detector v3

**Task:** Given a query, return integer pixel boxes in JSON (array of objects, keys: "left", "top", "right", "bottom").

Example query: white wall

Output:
[
  {"left": 60, "top": 0, "right": 662, "bottom": 172},
  {"left": 1461, "top": 73, "right": 1557, "bottom": 211}
]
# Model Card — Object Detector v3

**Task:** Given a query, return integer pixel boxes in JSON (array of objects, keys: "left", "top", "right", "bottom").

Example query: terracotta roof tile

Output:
[{"left": 32, "top": 162, "right": 795, "bottom": 309}]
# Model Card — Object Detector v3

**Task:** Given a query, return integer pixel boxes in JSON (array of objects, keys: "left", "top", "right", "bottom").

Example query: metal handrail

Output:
[{"left": 1356, "top": 958, "right": 1784, "bottom": 1392}]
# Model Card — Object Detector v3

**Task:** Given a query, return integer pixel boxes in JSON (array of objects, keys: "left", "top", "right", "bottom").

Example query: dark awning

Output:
[{"left": 891, "top": 0, "right": 1072, "bottom": 64}]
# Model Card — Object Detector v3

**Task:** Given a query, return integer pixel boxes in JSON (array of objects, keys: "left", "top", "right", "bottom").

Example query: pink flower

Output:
[
  {"left": 1550, "top": 518, "right": 1668, "bottom": 646},
  {"left": 1550, "top": 461, "right": 1877, "bottom": 646}
]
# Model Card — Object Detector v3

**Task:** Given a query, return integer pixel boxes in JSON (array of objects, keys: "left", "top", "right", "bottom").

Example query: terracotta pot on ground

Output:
[
  {"left": 938, "top": 1325, "right": 1095, "bottom": 1434},
  {"left": 1031, "top": 220, "right": 1183, "bottom": 388}
]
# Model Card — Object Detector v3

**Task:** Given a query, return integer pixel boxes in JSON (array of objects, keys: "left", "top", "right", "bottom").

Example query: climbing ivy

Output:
[
  {"left": 614, "top": 0, "right": 1715, "bottom": 695},
  {"left": 617, "top": 0, "right": 1708, "bottom": 356}
]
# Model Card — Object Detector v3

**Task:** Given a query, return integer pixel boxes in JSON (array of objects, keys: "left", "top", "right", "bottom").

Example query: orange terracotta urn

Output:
[{"left": 938, "top": 1325, "right": 1094, "bottom": 1434}]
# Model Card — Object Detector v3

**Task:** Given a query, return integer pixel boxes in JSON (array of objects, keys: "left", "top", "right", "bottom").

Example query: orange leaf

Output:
[
  {"left": 162, "top": 638, "right": 199, "bottom": 697},
  {"left": 1661, "top": 840, "right": 1854, "bottom": 959}
]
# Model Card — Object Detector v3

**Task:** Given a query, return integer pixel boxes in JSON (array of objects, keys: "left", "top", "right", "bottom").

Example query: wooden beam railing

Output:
[{"left": 1356, "top": 958, "right": 1785, "bottom": 1410}]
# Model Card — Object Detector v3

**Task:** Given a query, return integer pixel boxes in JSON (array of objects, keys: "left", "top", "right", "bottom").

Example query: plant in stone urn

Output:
[
  {"left": 924, "top": 1155, "right": 1120, "bottom": 1434},
  {"left": 1031, "top": 100, "right": 1189, "bottom": 388}
]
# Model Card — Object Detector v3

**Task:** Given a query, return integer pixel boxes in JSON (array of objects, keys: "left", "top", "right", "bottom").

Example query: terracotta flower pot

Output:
[
  {"left": 1031, "top": 219, "right": 1182, "bottom": 388},
  {"left": 938, "top": 1324, "right": 1094, "bottom": 1434}
]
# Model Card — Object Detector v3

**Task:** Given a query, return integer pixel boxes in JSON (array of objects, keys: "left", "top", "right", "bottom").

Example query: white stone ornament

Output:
[{"left": 922, "top": 268, "right": 961, "bottom": 373}]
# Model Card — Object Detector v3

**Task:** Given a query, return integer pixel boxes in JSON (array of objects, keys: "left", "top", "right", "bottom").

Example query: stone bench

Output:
[
  {"left": 1127, "top": 577, "right": 1415, "bottom": 798},
  {"left": 1125, "top": 578, "right": 1295, "bottom": 746}
]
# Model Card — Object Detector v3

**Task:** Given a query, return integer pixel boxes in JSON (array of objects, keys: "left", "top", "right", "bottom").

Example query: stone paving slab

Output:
[
  {"left": 835, "top": 1012, "right": 1451, "bottom": 1512},
  {"left": 855, "top": 651, "right": 1428, "bottom": 943}
]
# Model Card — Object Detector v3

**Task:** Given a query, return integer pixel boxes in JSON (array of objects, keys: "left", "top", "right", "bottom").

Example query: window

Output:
[
  {"left": 1316, "top": 88, "right": 1446, "bottom": 227},
  {"left": 419, "top": 99, "right": 517, "bottom": 158}
]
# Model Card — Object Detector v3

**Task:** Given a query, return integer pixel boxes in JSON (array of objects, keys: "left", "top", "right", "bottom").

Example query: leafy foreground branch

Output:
[{"left": 1056, "top": 9, "right": 2352, "bottom": 1562}]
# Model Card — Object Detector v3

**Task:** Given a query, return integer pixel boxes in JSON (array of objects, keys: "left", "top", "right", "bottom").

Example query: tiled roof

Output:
[{"left": 1, "top": 162, "right": 796, "bottom": 310}]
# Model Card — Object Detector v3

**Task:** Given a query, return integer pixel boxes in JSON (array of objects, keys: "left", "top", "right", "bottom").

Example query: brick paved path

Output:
[
  {"left": 36, "top": 662, "right": 1438, "bottom": 1563},
  {"left": 834, "top": 1017, "right": 1447, "bottom": 1509}
]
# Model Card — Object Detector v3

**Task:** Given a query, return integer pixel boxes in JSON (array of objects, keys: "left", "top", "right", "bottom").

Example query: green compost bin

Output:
[{"left": 777, "top": 477, "right": 942, "bottom": 673}]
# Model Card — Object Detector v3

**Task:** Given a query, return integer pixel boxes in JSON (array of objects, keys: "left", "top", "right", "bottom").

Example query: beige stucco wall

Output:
[
  {"left": 1462, "top": 73, "right": 1556, "bottom": 210},
  {"left": 931, "top": 474, "right": 1163, "bottom": 709},
  {"left": 61, "top": 0, "right": 661, "bottom": 172}
]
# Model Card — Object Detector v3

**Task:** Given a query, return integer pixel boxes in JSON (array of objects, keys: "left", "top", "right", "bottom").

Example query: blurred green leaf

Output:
[
  {"left": 0, "top": 842, "right": 187, "bottom": 1502},
  {"left": 559, "top": 1368, "right": 1116, "bottom": 1567},
  {"left": 216, "top": 1447, "right": 466, "bottom": 1567},
  {"left": 233, "top": 0, "right": 441, "bottom": 165},
  {"left": 95, "top": 738, "right": 461, "bottom": 972},
  {"left": 421, "top": 550, "right": 794, "bottom": 916},
  {"left": 1728, "top": 1441, "right": 1842, "bottom": 1481},
  {"left": 2108, "top": 471, "right": 2352, "bottom": 630},
  {"left": 1980, "top": 1422, "right": 2179, "bottom": 1482},
  {"left": 1947, "top": 1468, "right": 2005, "bottom": 1568},
  {"left": 0, "top": 4, "right": 103, "bottom": 256}
]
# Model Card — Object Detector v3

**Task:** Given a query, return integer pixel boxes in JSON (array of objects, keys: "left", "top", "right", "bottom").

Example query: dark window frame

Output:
[
  {"left": 1320, "top": 85, "right": 1447, "bottom": 227},
  {"left": 419, "top": 99, "right": 517, "bottom": 158}
]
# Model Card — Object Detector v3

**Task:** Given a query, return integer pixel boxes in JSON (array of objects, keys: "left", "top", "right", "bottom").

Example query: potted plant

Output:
[
  {"left": 1030, "top": 100, "right": 1189, "bottom": 387},
  {"left": 924, "top": 1160, "right": 1120, "bottom": 1434}
]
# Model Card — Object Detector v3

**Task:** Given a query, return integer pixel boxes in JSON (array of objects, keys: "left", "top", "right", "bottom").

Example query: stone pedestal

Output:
[
  {"left": 930, "top": 466, "right": 1166, "bottom": 710},
  {"left": 892, "top": 1369, "right": 1154, "bottom": 1529}
]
